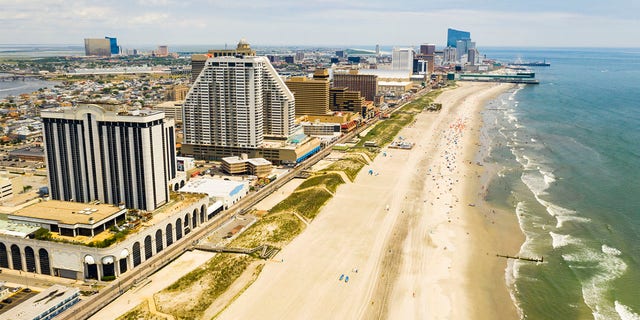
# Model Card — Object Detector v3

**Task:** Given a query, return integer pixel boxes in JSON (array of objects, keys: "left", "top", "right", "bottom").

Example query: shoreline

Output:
[{"left": 216, "top": 82, "right": 522, "bottom": 319}]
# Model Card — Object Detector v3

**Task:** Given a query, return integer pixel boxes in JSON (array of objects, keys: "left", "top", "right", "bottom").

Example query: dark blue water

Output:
[{"left": 480, "top": 48, "right": 640, "bottom": 319}]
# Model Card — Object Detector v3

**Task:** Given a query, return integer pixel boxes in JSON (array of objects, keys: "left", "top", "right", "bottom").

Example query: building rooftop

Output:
[
  {"left": 179, "top": 178, "right": 248, "bottom": 199},
  {"left": 0, "top": 219, "right": 40, "bottom": 238},
  {"left": 1, "top": 285, "right": 79, "bottom": 320},
  {"left": 10, "top": 200, "right": 124, "bottom": 226},
  {"left": 246, "top": 158, "right": 272, "bottom": 166}
]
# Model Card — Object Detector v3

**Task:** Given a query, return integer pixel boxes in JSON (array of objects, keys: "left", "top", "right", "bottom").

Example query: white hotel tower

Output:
[
  {"left": 41, "top": 105, "right": 177, "bottom": 211},
  {"left": 183, "top": 56, "right": 295, "bottom": 149}
]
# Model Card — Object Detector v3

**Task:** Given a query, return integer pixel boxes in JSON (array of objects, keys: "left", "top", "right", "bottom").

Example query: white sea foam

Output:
[
  {"left": 602, "top": 244, "right": 622, "bottom": 256},
  {"left": 521, "top": 171, "right": 549, "bottom": 197},
  {"left": 554, "top": 215, "right": 591, "bottom": 229},
  {"left": 541, "top": 169, "right": 556, "bottom": 187},
  {"left": 563, "top": 247, "right": 629, "bottom": 320},
  {"left": 615, "top": 301, "right": 640, "bottom": 320},
  {"left": 549, "top": 231, "right": 577, "bottom": 249},
  {"left": 505, "top": 259, "right": 525, "bottom": 319}
]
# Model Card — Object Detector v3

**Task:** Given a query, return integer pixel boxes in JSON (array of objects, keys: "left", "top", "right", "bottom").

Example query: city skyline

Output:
[{"left": 1, "top": 1, "right": 639, "bottom": 48}]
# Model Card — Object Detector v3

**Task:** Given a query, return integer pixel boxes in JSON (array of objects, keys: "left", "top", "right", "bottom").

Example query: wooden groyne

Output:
[{"left": 496, "top": 253, "right": 544, "bottom": 263}]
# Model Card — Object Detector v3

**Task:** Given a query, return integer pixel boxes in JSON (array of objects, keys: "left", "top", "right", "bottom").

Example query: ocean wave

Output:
[
  {"left": 505, "top": 259, "right": 525, "bottom": 319},
  {"left": 521, "top": 171, "right": 549, "bottom": 197},
  {"left": 615, "top": 301, "right": 640, "bottom": 320},
  {"left": 601, "top": 244, "right": 622, "bottom": 256},
  {"left": 562, "top": 247, "right": 628, "bottom": 320},
  {"left": 549, "top": 231, "right": 579, "bottom": 249}
]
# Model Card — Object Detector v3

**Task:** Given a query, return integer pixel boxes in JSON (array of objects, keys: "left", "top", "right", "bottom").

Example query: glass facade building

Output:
[{"left": 447, "top": 28, "right": 471, "bottom": 48}]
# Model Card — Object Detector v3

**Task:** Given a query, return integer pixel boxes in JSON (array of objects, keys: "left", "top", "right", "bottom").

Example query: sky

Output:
[{"left": 0, "top": 0, "right": 639, "bottom": 48}]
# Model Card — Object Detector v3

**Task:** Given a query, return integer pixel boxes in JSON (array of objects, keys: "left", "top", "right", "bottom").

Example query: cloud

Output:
[{"left": 0, "top": 1, "right": 638, "bottom": 47}]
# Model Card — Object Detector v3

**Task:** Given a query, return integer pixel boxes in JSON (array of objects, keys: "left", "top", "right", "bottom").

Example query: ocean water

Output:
[{"left": 479, "top": 48, "right": 640, "bottom": 320}]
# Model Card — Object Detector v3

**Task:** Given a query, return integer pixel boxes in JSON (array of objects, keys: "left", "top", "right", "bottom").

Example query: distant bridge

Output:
[{"left": 0, "top": 73, "right": 43, "bottom": 81}]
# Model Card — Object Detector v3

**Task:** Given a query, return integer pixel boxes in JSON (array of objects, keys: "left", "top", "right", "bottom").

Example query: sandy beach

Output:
[{"left": 216, "top": 82, "right": 522, "bottom": 320}]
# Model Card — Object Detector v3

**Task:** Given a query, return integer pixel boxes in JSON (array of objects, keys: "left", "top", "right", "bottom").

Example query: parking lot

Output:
[{"left": 0, "top": 287, "right": 39, "bottom": 315}]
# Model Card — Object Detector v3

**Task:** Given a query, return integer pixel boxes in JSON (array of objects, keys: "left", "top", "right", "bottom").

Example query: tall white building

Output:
[
  {"left": 443, "top": 47, "right": 458, "bottom": 64},
  {"left": 183, "top": 56, "right": 295, "bottom": 148},
  {"left": 41, "top": 105, "right": 176, "bottom": 211},
  {"left": 392, "top": 48, "right": 414, "bottom": 72}
]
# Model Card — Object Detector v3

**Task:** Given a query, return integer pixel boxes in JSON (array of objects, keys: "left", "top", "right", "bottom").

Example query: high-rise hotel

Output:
[
  {"left": 41, "top": 105, "right": 176, "bottom": 211},
  {"left": 182, "top": 55, "right": 300, "bottom": 160}
]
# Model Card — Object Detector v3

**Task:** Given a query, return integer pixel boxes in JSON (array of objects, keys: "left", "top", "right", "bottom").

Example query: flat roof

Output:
[
  {"left": 179, "top": 178, "right": 248, "bottom": 199},
  {"left": 0, "top": 219, "right": 41, "bottom": 238},
  {"left": 1, "top": 285, "right": 79, "bottom": 320},
  {"left": 10, "top": 200, "right": 124, "bottom": 226},
  {"left": 222, "top": 156, "right": 271, "bottom": 166},
  {"left": 246, "top": 158, "right": 272, "bottom": 166}
]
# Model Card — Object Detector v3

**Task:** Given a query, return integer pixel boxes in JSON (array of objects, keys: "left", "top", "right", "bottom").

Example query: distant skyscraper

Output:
[
  {"left": 392, "top": 48, "right": 414, "bottom": 72},
  {"left": 447, "top": 28, "right": 471, "bottom": 48},
  {"left": 420, "top": 44, "right": 436, "bottom": 55},
  {"left": 467, "top": 49, "right": 477, "bottom": 65},
  {"left": 456, "top": 39, "right": 475, "bottom": 63},
  {"left": 443, "top": 47, "right": 457, "bottom": 64},
  {"left": 183, "top": 56, "right": 295, "bottom": 149},
  {"left": 375, "top": 44, "right": 380, "bottom": 56},
  {"left": 295, "top": 51, "right": 305, "bottom": 63},
  {"left": 105, "top": 37, "right": 118, "bottom": 55},
  {"left": 84, "top": 38, "right": 111, "bottom": 56},
  {"left": 157, "top": 45, "right": 169, "bottom": 57},
  {"left": 41, "top": 105, "right": 176, "bottom": 211}
]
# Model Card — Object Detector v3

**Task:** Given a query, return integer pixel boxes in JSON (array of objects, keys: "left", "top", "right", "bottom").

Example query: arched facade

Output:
[
  {"left": 0, "top": 243, "right": 8, "bottom": 268},
  {"left": 144, "top": 236, "right": 153, "bottom": 260},
  {"left": 155, "top": 229, "right": 163, "bottom": 253},
  {"left": 11, "top": 244, "right": 22, "bottom": 270},
  {"left": 39, "top": 248, "right": 51, "bottom": 275},
  {"left": 166, "top": 224, "right": 173, "bottom": 246},
  {"left": 25, "top": 246, "right": 36, "bottom": 272},
  {"left": 0, "top": 193, "right": 210, "bottom": 280}
]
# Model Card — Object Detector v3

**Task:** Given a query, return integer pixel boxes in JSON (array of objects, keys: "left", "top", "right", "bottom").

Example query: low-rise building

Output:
[
  {"left": 179, "top": 177, "right": 249, "bottom": 209},
  {"left": 1, "top": 285, "right": 80, "bottom": 320},
  {"left": 0, "top": 193, "right": 210, "bottom": 281},
  {"left": 221, "top": 155, "right": 273, "bottom": 177}
]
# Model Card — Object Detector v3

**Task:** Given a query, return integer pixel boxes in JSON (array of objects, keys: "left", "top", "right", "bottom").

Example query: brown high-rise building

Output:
[
  {"left": 84, "top": 38, "right": 111, "bottom": 57},
  {"left": 420, "top": 44, "right": 436, "bottom": 55},
  {"left": 332, "top": 71, "right": 378, "bottom": 101},
  {"left": 165, "top": 85, "right": 189, "bottom": 101},
  {"left": 285, "top": 69, "right": 330, "bottom": 116},
  {"left": 191, "top": 39, "right": 257, "bottom": 82},
  {"left": 330, "top": 87, "right": 365, "bottom": 115}
]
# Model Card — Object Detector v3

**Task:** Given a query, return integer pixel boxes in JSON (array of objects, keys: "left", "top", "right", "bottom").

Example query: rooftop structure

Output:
[{"left": 191, "top": 39, "right": 257, "bottom": 82}]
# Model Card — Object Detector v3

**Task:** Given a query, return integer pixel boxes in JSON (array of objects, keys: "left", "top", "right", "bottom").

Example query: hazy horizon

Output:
[{"left": 1, "top": 1, "right": 638, "bottom": 48}]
